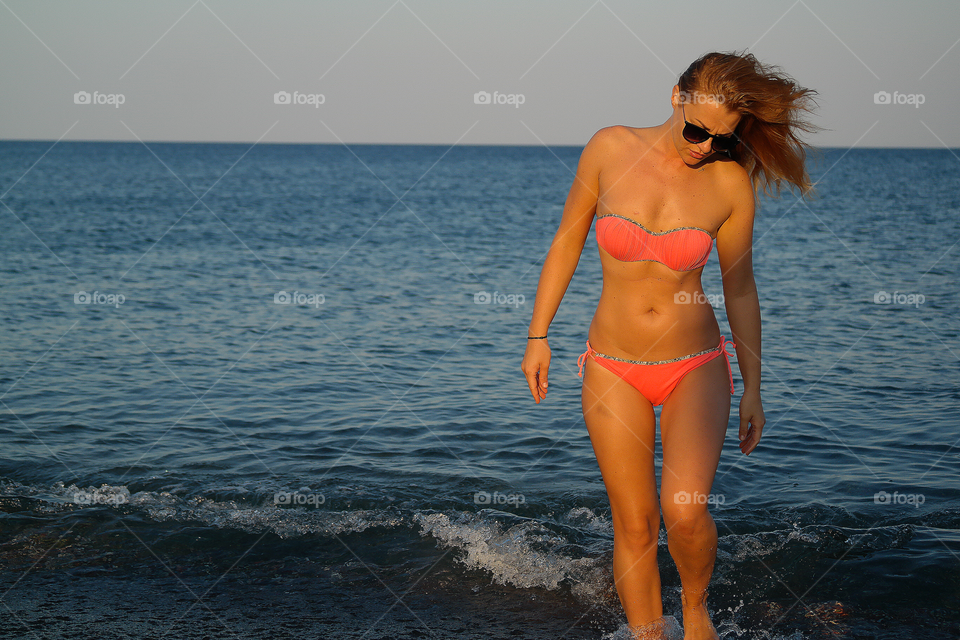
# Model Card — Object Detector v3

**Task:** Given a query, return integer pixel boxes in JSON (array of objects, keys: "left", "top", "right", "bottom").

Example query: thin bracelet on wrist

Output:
[{"left": 527, "top": 335, "right": 548, "bottom": 340}]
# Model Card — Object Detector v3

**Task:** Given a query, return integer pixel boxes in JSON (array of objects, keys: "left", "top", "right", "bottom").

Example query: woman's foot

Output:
[
  {"left": 681, "top": 591, "right": 719, "bottom": 640},
  {"left": 630, "top": 615, "right": 683, "bottom": 640}
]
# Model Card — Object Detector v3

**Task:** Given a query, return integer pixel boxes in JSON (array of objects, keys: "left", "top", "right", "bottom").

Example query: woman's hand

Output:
[
  {"left": 521, "top": 339, "right": 551, "bottom": 403},
  {"left": 738, "top": 387, "right": 765, "bottom": 455}
]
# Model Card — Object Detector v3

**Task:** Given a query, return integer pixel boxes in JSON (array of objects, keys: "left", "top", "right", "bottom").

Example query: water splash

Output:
[
  {"left": 601, "top": 617, "right": 682, "bottom": 640},
  {"left": 415, "top": 510, "right": 608, "bottom": 599}
]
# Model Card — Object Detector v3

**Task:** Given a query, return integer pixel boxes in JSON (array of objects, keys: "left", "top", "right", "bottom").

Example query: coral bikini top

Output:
[{"left": 595, "top": 213, "right": 713, "bottom": 272}]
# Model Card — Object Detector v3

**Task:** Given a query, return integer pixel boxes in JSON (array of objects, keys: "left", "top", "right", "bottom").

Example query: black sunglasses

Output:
[{"left": 681, "top": 103, "right": 739, "bottom": 153}]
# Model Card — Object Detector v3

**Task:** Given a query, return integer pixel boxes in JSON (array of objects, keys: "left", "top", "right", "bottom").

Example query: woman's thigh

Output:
[
  {"left": 581, "top": 357, "right": 660, "bottom": 522},
  {"left": 659, "top": 355, "right": 731, "bottom": 513}
]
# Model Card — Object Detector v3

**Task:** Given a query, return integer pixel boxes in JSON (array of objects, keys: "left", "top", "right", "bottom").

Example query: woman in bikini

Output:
[{"left": 521, "top": 52, "right": 816, "bottom": 639}]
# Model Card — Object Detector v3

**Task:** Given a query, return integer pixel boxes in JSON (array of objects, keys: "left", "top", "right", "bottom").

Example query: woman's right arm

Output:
[{"left": 521, "top": 128, "right": 611, "bottom": 403}]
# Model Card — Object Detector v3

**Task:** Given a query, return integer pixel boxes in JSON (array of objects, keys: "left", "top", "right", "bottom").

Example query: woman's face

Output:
[{"left": 671, "top": 87, "right": 741, "bottom": 165}]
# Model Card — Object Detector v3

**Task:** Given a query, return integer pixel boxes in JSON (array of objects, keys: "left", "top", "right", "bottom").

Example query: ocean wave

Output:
[
  {"left": 415, "top": 510, "right": 609, "bottom": 599},
  {"left": 3, "top": 477, "right": 957, "bottom": 618},
  {"left": 0, "top": 480, "right": 405, "bottom": 538}
]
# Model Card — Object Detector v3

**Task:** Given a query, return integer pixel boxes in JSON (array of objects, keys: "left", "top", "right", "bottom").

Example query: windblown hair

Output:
[{"left": 678, "top": 51, "right": 819, "bottom": 197}]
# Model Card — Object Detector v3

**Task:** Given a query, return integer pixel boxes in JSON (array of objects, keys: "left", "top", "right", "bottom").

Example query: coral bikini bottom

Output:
[{"left": 578, "top": 337, "right": 736, "bottom": 407}]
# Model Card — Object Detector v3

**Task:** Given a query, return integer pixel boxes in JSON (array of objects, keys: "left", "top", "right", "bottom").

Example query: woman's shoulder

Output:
[
  {"left": 583, "top": 125, "right": 651, "bottom": 159},
  {"left": 712, "top": 155, "right": 752, "bottom": 194},
  {"left": 588, "top": 124, "right": 650, "bottom": 145},
  {"left": 707, "top": 156, "right": 754, "bottom": 217}
]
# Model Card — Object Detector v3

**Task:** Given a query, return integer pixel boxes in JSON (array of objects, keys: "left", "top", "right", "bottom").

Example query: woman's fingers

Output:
[
  {"left": 521, "top": 343, "right": 551, "bottom": 404},
  {"left": 738, "top": 415, "right": 748, "bottom": 442},
  {"left": 521, "top": 360, "right": 542, "bottom": 403},
  {"left": 529, "top": 363, "right": 548, "bottom": 403},
  {"left": 738, "top": 414, "right": 764, "bottom": 454},
  {"left": 538, "top": 360, "right": 549, "bottom": 394},
  {"left": 528, "top": 370, "right": 542, "bottom": 403},
  {"left": 738, "top": 393, "right": 765, "bottom": 454}
]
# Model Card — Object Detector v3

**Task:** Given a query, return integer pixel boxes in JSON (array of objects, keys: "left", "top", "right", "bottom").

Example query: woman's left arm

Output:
[{"left": 715, "top": 170, "right": 765, "bottom": 455}]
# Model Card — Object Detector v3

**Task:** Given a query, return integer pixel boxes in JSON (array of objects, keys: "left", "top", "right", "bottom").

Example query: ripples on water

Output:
[{"left": 0, "top": 142, "right": 958, "bottom": 638}]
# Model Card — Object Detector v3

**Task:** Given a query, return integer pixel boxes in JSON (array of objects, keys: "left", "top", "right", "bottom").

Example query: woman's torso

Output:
[{"left": 588, "top": 126, "right": 739, "bottom": 361}]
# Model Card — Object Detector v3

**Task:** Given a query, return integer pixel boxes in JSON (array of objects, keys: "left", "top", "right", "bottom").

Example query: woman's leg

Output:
[
  {"left": 659, "top": 354, "right": 731, "bottom": 640},
  {"left": 581, "top": 356, "right": 663, "bottom": 631}
]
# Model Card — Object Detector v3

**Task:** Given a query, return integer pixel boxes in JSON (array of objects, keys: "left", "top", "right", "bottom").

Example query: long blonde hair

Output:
[{"left": 679, "top": 51, "right": 819, "bottom": 197}]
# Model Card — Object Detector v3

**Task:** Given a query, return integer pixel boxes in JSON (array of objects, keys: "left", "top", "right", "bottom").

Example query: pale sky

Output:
[{"left": 1, "top": 0, "right": 957, "bottom": 147}]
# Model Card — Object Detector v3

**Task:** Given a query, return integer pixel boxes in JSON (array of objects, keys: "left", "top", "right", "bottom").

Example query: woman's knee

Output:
[
  {"left": 661, "top": 502, "right": 713, "bottom": 540},
  {"left": 612, "top": 509, "right": 661, "bottom": 550}
]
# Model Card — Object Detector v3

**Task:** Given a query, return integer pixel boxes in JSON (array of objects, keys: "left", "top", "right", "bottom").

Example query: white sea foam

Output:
[
  {"left": 415, "top": 511, "right": 609, "bottom": 600},
  {"left": 564, "top": 505, "right": 614, "bottom": 534},
  {"left": 3, "top": 480, "right": 404, "bottom": 538}
]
